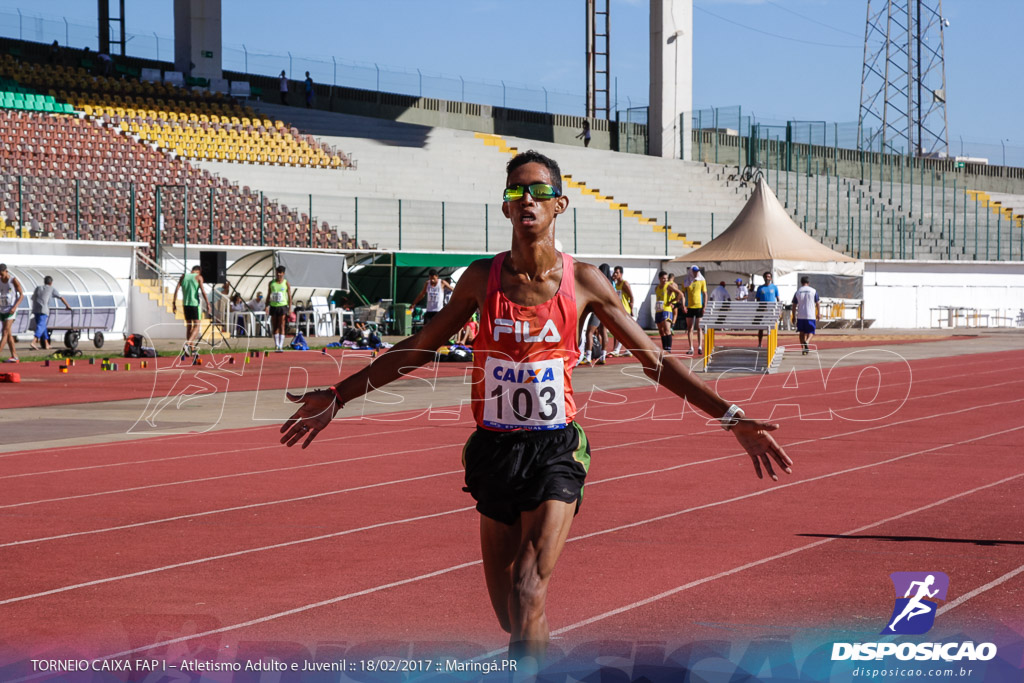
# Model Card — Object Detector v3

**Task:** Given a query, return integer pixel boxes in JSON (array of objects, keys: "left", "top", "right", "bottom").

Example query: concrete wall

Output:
[{"left": 863, "top": 260, "right": 1024, "bottom": 329}]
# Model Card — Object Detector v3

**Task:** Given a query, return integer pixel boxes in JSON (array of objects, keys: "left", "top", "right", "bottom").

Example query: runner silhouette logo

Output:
[{"left": 882, "top": 572, "right": 949, "bottom": 635}]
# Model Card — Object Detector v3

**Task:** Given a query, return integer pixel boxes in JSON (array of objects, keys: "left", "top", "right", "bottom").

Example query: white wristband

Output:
[{"left": 721, "top": 404, "right": 745, "bottom": 431}]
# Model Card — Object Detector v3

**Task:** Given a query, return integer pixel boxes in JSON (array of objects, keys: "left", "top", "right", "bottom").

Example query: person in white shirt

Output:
[
  {"left": 734, "top": 278, "right": 748, "bottom": 301},
  {"left": 709, "top": 281, "right": 731, "bottom": 303},
  {"left": 411, "top": 269, "right": 454, "bottom": 325},
  {"left": 791, "top": 276, "right": 820, "bottom": 355},
  {"left": 248, "top": 291, "right": 266, "bottom": 313}
]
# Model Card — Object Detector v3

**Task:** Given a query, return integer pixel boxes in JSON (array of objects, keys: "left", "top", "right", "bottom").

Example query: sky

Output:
[{"left": 0, "top": 0, "right": 1020, "bottom": 162}]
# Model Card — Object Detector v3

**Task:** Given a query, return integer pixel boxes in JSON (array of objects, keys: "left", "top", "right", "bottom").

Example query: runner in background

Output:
[{"left": 412, "top": 269, "right": 455, "bottom": 325}]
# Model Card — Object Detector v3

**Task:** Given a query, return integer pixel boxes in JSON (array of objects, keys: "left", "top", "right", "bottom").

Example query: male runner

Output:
[
  {"left": 755, "top": 271, "right": 780, "bottom": 348},
  {"left": 411, "top": 269, "right": 455, "bottom": 325},
  {"left": 0, "top": 263, "right": 25, "bottom": 363},
  {"left": 280, "top": 151, "right": 792, "bottom": 663},
  {"left": 610, "top": 265, "right": 634, "bottom": 356},
  {"left": 267, "top": 266, "right": 292, "bottom": 351},
  {"left": 654, "top": 271, "right": 683, "bottom": 352},
  {"left": 683, "top": 265, "right": 707, "bottom": 355},
  {"left": 172, "top": 265, "right": 211, "bottom": 356}
]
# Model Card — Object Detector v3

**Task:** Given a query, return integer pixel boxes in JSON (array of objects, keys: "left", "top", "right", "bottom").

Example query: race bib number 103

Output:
[{"left": 483, "top": 357, "right": 565, "bottom": 431}]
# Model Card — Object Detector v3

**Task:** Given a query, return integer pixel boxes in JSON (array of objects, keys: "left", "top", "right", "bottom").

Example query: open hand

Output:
[
  {"left": 280, "top": 389, "right": 338, "bottom": 448},
  {"left": 730, "top": 419, "right": 793, "bottom": 481}
]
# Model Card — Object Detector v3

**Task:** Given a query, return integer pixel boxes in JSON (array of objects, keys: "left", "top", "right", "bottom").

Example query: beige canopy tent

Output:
[{"left": 670, "top": 176, "right": 863, "bottom": 277}]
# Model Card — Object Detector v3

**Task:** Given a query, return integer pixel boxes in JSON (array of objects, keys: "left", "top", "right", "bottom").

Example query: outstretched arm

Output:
[
  {"left": 578, "top": 264, "right": 792, "bottom": 481},
  {"left": 280, "top": 260, "right": 488, "bottom": 448}
]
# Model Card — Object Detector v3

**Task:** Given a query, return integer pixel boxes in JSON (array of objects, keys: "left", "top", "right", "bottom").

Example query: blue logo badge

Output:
[{"left": 882, "top": 572, "right": 949, "bottom": 635}]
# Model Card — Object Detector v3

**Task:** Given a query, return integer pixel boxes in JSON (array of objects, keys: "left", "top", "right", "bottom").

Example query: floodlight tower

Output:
[
  {"left": 585, "top": 0, "right": 611, "bottom": 119},
  {"left": 857, "top": 0, "right": 950, "bottom": 158}
]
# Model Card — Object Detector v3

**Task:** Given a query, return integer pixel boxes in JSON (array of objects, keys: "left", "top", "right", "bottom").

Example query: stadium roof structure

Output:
[{"left": 673, "top": 176, "right": 863, "bottom": 277}]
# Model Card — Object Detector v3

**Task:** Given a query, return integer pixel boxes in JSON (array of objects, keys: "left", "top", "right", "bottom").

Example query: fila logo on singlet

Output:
[{"left": 493, "top": 318, "right": 561, "bottom": 343}]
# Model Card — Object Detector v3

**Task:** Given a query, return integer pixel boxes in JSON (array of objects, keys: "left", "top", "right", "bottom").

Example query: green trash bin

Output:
[{"left": 393, "top": 304, "right": 413, "bottom": 336}]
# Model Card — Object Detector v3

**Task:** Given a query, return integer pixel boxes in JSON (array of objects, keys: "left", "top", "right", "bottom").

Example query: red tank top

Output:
[{"left": 471, "top": 251, "right": 579, "bottom": 431}]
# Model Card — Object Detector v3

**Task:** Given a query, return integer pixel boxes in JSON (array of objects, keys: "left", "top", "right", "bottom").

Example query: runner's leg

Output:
[
  {"left": 508, "top": 499, "right": 577, "bottom": 660},
  {"left": 480, "top": 515, "right": 522, "bottom": 634}
]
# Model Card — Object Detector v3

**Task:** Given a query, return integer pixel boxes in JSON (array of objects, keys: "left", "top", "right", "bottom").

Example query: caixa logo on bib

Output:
[{"left": 831, "top": 572, "right": 998, "bottom": 662}]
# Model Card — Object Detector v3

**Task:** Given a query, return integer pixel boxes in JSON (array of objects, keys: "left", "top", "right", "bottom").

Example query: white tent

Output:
[{"left": 670, "top": 176, "right": 863, "bottom": 278}]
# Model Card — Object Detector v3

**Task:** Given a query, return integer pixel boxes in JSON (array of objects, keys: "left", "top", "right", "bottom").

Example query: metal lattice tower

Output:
[
  {"left": 858, "top": 0, "right": 949, "bottom": 158},
  {"left": 585, "top": 0, "right": 610, "bottom": 119}
]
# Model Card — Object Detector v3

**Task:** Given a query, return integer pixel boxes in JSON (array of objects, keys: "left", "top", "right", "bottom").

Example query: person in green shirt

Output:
[
  {"left": 172, "top": 265, "right": 211, "bottom": 356},
  {"left": 267, "top": 265, "right": 292, "bottom": 351}
]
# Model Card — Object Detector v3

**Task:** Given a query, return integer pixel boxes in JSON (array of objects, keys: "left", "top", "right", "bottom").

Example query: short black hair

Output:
[
  {"left": 44, "top": 276, "right": 53, "bottom": 284},
  {"left": 275, "top": 265, "right": 286, "bottom": 274},
  {"left": 613, "top": 266, "right": 623, "bottom": 274},
  {"left": 763, "top": 271, "right": 772, "bottom": 278},
  {"left": 428, "top": 269, "right": 439, "bottom": 277},
  {"left": 801, "top": 276, "right": 810, "bottom": 285},
  {"left": 506, "top": 150, "right": 562, "bottom": 195},
  {"left": 657, "top": 270, "right": 667, "bottom": 278},
  {"left": 191, "top": 265, "right": 201, "bottom": 272}
]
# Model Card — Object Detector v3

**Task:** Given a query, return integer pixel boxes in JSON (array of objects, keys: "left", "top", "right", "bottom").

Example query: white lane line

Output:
[
  {"left": 937, "top": 563, "right": 1024, "bottom": 616},
  {"left": 0, "top": 425, "right": 437, "bottom": 480},
  {"left": 4, "top": 359, "right": 1019, "bottom": 509},
  {"left": 0, "top": 504, "right": 474, "bottom": 607},
  {"left": 543, "top": 469, "right": 1024, "bottom": 641},
  {"left": 0, "top": 470, "right": 465, "bottom": 548},
  {"left": 73, "top": 437, "right": 1024, "bottom": 664},
  {"left": 5, "top": 379, "right": 1021, "bottom": 548},
  {"left": 0, "top": 441, "right": 465, "bottom": 510},
  {"left": 2, "top": 352, "right": 1009, "bottom": 475},
  {"left": 4, "top": 406, "right": 1020, "bottom": 615}
]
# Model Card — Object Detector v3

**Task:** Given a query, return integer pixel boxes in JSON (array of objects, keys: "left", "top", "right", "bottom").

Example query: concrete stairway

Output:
[{"left": 130, "top": 279, "right": 230, "bottom": 341}]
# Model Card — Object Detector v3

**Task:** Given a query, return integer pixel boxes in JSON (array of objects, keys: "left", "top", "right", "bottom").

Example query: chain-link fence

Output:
[{"left": 0, "top": 9, "right": 630, "bottom": 118}]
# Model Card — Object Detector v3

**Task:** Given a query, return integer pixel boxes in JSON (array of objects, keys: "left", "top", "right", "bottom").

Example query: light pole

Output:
[{"left": 668, "top": 29, "right": 684, "bottom": 159}]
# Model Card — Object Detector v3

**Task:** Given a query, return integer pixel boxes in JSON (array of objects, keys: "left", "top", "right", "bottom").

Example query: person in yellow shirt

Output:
[
  {"left": 683, "top": 265, "right": 707, "bottom": 355},
  {"left": 654, "top": 271, "right": 684, "bottom": 352}
]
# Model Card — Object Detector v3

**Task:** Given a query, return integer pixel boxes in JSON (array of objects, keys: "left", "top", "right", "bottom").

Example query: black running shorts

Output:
[
  {"left": 183, "top": 305, "right": 199, "bottom": 321},
  {"left": 462, "top": 422, "right": 591, "bottom": 526}
]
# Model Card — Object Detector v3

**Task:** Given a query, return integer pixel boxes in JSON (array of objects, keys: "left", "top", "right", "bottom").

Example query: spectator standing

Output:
[
  {"left": 683, "top": 265, "right": 707, "bottom": 355},
  {"left": 0, "top": 263, "right": 25, "bottom": 363},
  {"left": 29, "top": 275, "right": 71, "bottom": 350},
  {"left": 709, "top": 280, "right": 731, "bottom": 304},
  {"left": 411, "top": 269, "right": 454, "bottom": 325},
  {"left": 47, "top": 40, "right": 61, "bottom": 65},
  {"left": 734, "top": 278, "right": 748, "bottom": 301},
  {"left": 792, "top": 276, "right": 820, "bottom": 356},
  {"left": 755, "top": 271, "right": 780, "bottom": 348},
  {"left": 304, "top": 72, "right": 314, "bottom": 108},
  {"left": 279, "top": 70, "right": 289, "bottom": 105},
  {"left": 576, "top": 119, "right": 591, "bottom": 148}
]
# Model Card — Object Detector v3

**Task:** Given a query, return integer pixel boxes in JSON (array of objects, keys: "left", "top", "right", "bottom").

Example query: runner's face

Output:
[
  {"left": 429, "top": 275, "right": 438, "bottom": 285},
  {"left": 659, "top": 274, "right": 667, "bottom": 285},
  {"left": 502, "top": 162, "right": 567, "bottom": 234}
]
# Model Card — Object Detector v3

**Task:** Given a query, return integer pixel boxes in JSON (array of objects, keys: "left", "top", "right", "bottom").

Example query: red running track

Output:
[
  {"left": 5, "top": 333, "right": 977, "bottom": 408},
  {"left": 0, "top": 349, "right": 1022, "bottom": 666}
]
